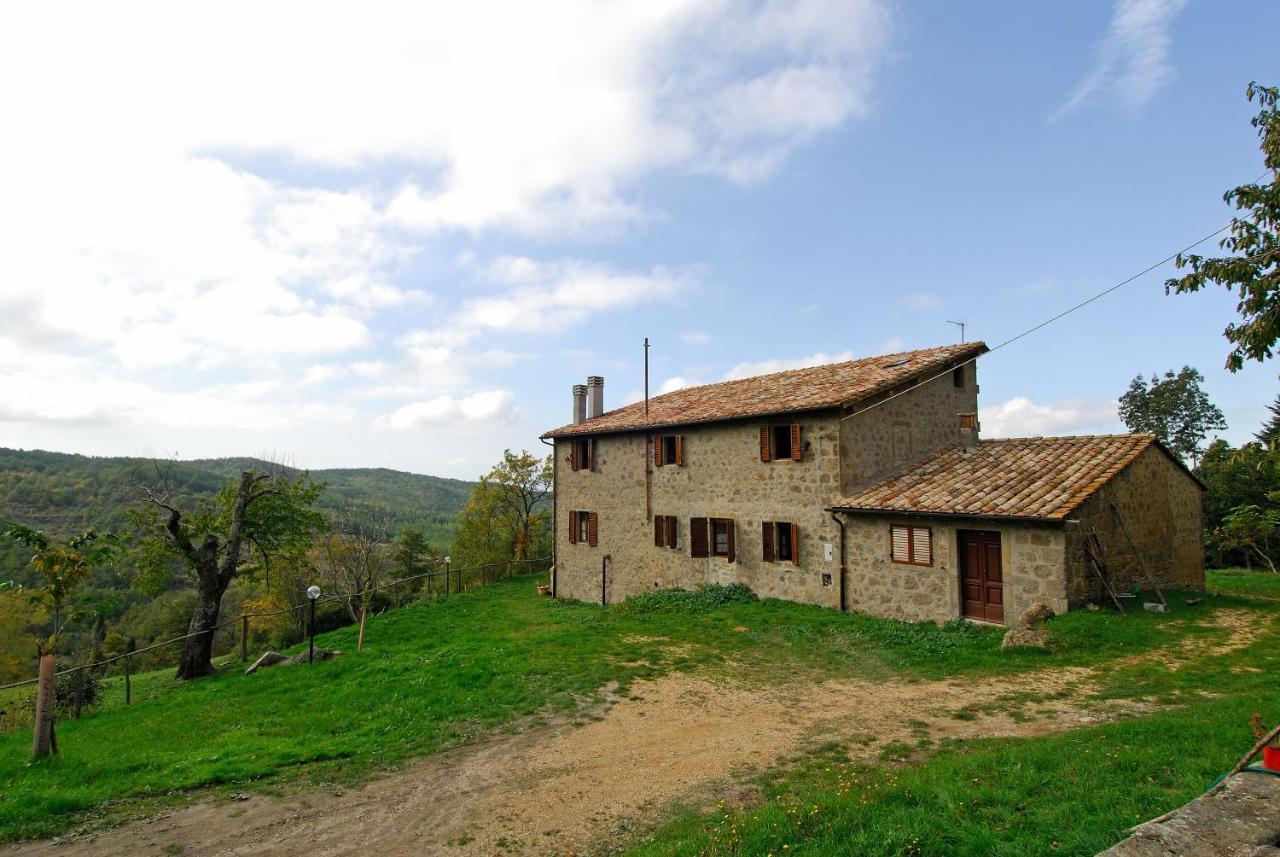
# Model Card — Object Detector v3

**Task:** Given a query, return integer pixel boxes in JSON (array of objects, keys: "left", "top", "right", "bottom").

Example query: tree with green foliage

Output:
[
  {"left": 129, "top": 469, "right": 325, "bottom": 680},
  {"left": 1257, "top": 393, "right": 1280, "bottom": 443},
  {"left": 0, "top": 525, "right": 119, "bottom": 651},
  {"left": 1117, "top": 367, "right": 1226, "bottom": 466},
  {"left": 1215, "top": 504, "right": 1280, "bottom": 572},
  {"left": 1167, "top": 83, "right": 1280, "bottom": 371},
  {"left": 450, "top": 450, "right": 552, "bottom": 571},
  {"left": 394, "top": 525, "right": 437, "bottom": 597}
]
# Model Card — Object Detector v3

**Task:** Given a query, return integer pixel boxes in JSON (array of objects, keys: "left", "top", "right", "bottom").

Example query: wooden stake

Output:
[
  {"left": 32, "top": 654, "right": 56, "bottom": 758},
  {"left": 241, "top": 615, "right": 249, "bottom": 662},
  {"left": 357, "top": 602, "right": 368, "bottom": 651},
  {"left": 124, "top": 638, "right": 135, "bottom": 705}
]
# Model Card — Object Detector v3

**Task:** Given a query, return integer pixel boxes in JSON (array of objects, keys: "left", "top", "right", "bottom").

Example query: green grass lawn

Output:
[
  {"left": 1207, "top": 567, "right": 1280, "bottom": 599},
  {"left": 0, "top": 573, "right": 1276, "bottom": 848}
]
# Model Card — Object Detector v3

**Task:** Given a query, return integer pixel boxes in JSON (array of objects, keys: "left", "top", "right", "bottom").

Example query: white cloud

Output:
[
  {"left": 680, "top": 330, "right": 713, "bottom": 346},
  {"left": 980, "top": 396, "right": 1120, "bottom": 438},
  {"left": 1053, "top": 0, "right": 1187, "bottom": 119},
  {"left": 659, "top": 376, "right": 705, "bottom": 393},
  {"left": 723, "top": 351, "right": 855, "bottom": 380},
  {"left": 379, "top": 390, "right": 517, "bottom": 430}
]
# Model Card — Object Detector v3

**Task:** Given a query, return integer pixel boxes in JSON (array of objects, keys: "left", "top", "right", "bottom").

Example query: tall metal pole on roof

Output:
[
  {"left": 643, "top": 337, "right": 650, "bottom": 419},
  {"left": 948, "top": 320, "right": 966, "bottom": 343}
]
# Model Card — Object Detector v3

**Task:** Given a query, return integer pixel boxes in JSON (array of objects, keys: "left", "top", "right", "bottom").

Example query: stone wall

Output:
[
  {"left": 1064, "top": 445, "right": 1204, "bottom": 604},
  {"left": 838, "top": 363, "right": 978, "bottom": 494},
  {"left": 553, "top": 414, "right": 845, "bottom": 607},
  {"left": 841, "top": 515, "right": 1068, "bottom": 624}
]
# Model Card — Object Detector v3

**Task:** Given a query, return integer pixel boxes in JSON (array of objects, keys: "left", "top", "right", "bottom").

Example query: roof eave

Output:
[{"left": 826, "top": 506, "right": 1068, "bottom": 524}]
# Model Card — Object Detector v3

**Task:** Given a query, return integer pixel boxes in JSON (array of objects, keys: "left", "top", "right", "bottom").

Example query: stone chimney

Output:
[
  {"left": 572, "top": 384, "right": 587, "bottom": 424},
  {"left": 587, "top": 376, "right": 604, "bottom": 419},
  {"left": 958, "top": 412, "right": 979, "bottom": 451}
]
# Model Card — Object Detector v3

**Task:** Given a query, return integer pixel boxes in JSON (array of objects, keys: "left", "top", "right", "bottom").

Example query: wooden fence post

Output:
[
  {"left": 241, "top": 615, "right": 249, "bottom": 662},
  {"left": 32, "top": 654, "right": 56, "bottom": 758},
  {"left": 124, "top": 638, "right": 135, "bottom": 705},
  {"left": 357, "top": 603, "right": 368, "bottom": 651},
  {"left": 72, "top": 667, "right": 83, "bottom": 720}
]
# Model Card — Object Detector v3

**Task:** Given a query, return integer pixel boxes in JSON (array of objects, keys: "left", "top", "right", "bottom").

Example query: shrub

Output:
[{"left": 617, "top": 584, "right": 758, "bottom": 615}]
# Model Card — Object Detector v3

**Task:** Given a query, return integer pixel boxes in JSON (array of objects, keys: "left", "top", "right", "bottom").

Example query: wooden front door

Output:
[{"left": 959, "top": 530, "right": 1004, "bottom": 624}]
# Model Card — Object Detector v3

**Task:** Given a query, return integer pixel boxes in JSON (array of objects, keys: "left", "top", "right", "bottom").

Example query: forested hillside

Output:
[{"left": 0, "top": 448, "right": 472, "bottom": 547}]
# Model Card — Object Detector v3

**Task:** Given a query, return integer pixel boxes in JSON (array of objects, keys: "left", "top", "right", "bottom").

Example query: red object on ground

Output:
[{"left": 1263, "top": 745, "right": 1280, "bottom": 772}]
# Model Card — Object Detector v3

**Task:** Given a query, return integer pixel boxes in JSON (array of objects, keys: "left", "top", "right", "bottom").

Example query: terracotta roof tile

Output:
[
  {"left": 542, "top": 342, "right": 988, "bottom": 438},
  {"left": 830, "top": 434, "right": 1166, "bottom": 521}
]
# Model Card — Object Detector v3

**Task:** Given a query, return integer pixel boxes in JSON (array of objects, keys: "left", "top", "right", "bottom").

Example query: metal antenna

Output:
[{"left": 947, "top": 320, "right": 966, "bottom": 343}]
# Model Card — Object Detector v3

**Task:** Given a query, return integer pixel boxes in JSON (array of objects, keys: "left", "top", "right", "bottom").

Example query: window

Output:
[
  {"left": 890, "top": 524, "right": 931, "bottom": 566},
  {"left": 570, "top": 437, "right": 596, "bottom": 472},
  {"left": 654, "top": 515, "right": 678, "bottom": 549},
  {"left": 953, "top": 365, "right": 965, "bottom": 388},
  {"left": 959, "top": 413, "right": 977, "bottom": 430},
  {"left": 691, "top": 517, "right": 734, "bottom": 561},
  {"left": 759, "top": 423, "right": 802, "bottom": 462},
  {"left": 654, "top": 435, "right": 684, "bottom": 467},
  {"left": 762, "top": 521, "right": 799, "bottom": 564},
  {"left": 568, "top": 511, "right": 598, "bottom": 546}
]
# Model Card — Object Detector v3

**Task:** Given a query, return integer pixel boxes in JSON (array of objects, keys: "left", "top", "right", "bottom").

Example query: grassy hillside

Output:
[
  {"left": 0, "top": 447, "right": 474, "bottom": 549},
  {"left": 1, "top": 573, "right": 1276, "bottom": 852}
]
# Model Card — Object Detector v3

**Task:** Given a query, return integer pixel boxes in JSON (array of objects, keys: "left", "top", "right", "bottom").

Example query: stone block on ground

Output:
[
  {"left": 1001, "top": 628, "right": 1050, "bottom": 651},
  {"left": 1016, "top": 601, "right": 1056, "bottom": 628},
  {"left": 245, "top": 648, "right": 343, "bottom": 675}
]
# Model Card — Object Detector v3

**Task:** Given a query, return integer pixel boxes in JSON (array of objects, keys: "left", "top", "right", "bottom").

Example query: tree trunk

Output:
[{"left": 176, "top": 572, "right": 230, "bottom": 679}]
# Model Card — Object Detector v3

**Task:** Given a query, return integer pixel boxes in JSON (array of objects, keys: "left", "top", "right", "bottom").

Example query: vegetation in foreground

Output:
[{"left": 1, "top": 573, "right": 1277, "bottom": 848}]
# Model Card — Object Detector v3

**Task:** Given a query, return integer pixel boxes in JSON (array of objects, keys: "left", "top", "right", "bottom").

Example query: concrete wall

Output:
[
  {"left": 553, "top": 414, "right": 845, "bottom": 607},
  {"left": 838, "top": 362, "right": 978, "bottom": 494},
  {"left": 841, "top": 516, "right": 1068, "bottom": 624},
  {"left": 1064, "top": 445, "right": 1204, "bottom": 604}
]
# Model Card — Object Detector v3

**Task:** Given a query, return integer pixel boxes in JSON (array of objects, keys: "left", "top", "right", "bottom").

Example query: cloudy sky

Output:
[{"left": 2, "top": 1, "right": 1278, "bottom": 479}]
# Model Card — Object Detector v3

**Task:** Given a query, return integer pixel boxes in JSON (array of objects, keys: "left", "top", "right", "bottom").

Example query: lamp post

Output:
[
  {"left": 306, "top": 585, "right": 321, "bottom": 664},
  {"left": 444, "top": 555, "right": 452, "bottom": 596}
]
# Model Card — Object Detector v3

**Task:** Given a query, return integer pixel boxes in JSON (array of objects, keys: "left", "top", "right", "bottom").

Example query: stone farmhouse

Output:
[{"left": 540, "top": 343, "right": 1203, "bottom": 625}]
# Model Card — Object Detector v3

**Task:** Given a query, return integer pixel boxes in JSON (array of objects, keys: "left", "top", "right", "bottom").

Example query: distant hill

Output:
[{"left": 0, "top": 447, "right": 474, "bottom": 550}]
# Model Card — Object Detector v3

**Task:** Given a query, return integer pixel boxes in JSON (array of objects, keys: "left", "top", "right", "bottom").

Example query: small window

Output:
[
  {"left": 890, "top": 524, "right": 932, "bottom": 566},
  {"left": 712, "top": 519, "right": 730, "bottom": 556},
  {"left": 770, "top": 425, "right": 792, "bottom": 459},
  {"left": 763, "top": 521, "right": 799, "bottom": 564},
  {"left": 655, "top": 435, "right": 683, "bottom": 467},
  {"left": 654, "top": 515, "right": 678, "bottom": 549},
  {"left": 570, "top": 438, "right": 595, "bottom": 472},
  {"left": 569, "top": 510, "right": 597, "bottom": 546},
  {"left": 760, "top": 424, "right": 802, "bottom": 462},
  {"left": 577, "top": 512, "right": 590, "bottom": 543},
  {"left": 959, "top": 413, "right": 977, "bottom": 431},
  {"left": 953, "top": 365, "right": 965, "bottom": 388}
]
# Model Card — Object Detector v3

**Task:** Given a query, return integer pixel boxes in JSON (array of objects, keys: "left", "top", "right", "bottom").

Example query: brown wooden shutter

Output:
[
  {"left": 569, "top": 439, "right": 579, "bottom": 471},
  {"left": 588, "top": 512, "right": 598, "bottom": 547},
  {"left": 587, "top": 438, "right": 596, "bottom": 472},
  {"left": 674, "top": 435, "right": 684, "bottom": 466},
  {"left": 666, "top": 516, "right": 678, "bottom": 548},
  {"left": 891, "top": 525, "right": 909, "bottom": 561},
  {"left": 654, "top": 437, "right": 664, "bottom": 467},
  {"left": 790, "top": 522, "right": 800, "bottom": 565},
  {"left": 569, "top": 510, "right": 578, "bottom": 544},
  {"left": 911, "top": 527, "right": 931, "bottom": 565},
  {"left": 790, "top": 424, "right": 802, "bottom": 461},
  {"left": 690, "top": 517, "right": 709, "bottom": 558},
  {"left": 726, "top": 520, "right": 736, "bottom": 563},
  {"left": 761, "top": 521, "right": 774, "bottom": 562},
  {"left": 654, "top": 515, "right": 664, "bottom": 547},
  {"left": 759, "top": 426, "right": 771, "bottom": 462}
]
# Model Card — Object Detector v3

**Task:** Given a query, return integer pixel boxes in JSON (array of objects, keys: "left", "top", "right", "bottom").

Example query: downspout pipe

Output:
[
  {"left": 540, "top": 436, "right": 557, "bottom": 599},
  {"left": 829, "top": 511, "right": 847, "bottom": 612},
  {"left": 601, "top": 554, "right": 611, "bottom": 607}
]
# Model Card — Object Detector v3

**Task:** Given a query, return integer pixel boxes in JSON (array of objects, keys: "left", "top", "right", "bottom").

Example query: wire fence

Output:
[{"left": 0, "top": 557, "right": 552, "bottom": 735}]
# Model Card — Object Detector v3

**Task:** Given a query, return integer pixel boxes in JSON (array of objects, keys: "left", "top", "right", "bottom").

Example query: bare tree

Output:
[{"left": 314, "top": 507, "right": 394, "bottom": 647}]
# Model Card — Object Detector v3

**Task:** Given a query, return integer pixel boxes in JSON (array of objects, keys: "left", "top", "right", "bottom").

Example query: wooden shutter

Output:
[
  {"left": 569, "top": 440, "right": 579, "bottom": 471},
  {"left": 761, "top": 521, "right": 774, "bottom": 562},
  {"left": 588, "top": 512, "right": 598, "bottom": 547},
  {"left": 726, "top": 520, "right": 736, "bottom": 563},
  {"left": 654, "top": 515, "right": 665, "bottom": 547},
  {"left": 674, "top": 435, "right": 684, "bottom": 466},
  {"left": 790, "top": 522, "right": 800, "bottom": 565},
  {"left": 790, "top": 424, "right": 802, "bottom": 461},
  {"left": 690, "top": 517, "right": 709, "bottom": 558},
  {"left": 569, "top": 510, "right": 579, "bottom": 544},
  {"left": 666, "top": 516, "right": 678, "bottom": 548},
  {"left": 911, "top": 527, "right": 931, "bottom": 565},
  {"left": 654, "top": 437, "right": 664, "bottom": 467},
  {"left": 586, "top": 438, "right": 596, "bottom": 472},
  {"left": 759, "top": 426, "right": 771, "bottom": 462},
  {"left": 891, "top": 525, "right": 909, "bottom": 562}
]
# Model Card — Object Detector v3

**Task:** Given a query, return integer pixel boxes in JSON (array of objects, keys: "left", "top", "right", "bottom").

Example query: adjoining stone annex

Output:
[{"left": 540, "top": 343, "right": 1203, "bottom": 625}]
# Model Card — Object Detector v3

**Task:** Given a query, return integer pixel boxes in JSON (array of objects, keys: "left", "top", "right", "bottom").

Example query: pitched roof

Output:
[
  {"left": 829, "top": 434, "right": 1192, "bottom": 521},
  {"left": 542, "top": 342, "right": 988, "bottom": 438}
]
